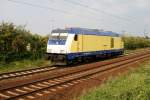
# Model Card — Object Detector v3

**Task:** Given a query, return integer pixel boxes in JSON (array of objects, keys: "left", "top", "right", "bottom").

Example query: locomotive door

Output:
[
  {"left": 78, "top": 34, "right": 83, "bottom": 52},
  {"left": 74, "top": 34, "right": 79, "bottom": 52},
  {"left": 74, "top": 34, "right": 83, "bottom": 52}
]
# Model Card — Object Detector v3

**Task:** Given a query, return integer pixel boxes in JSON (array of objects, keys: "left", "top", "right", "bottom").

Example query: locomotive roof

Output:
[{"left": 51, "top": 28, "right": 119, "bottom": 37}]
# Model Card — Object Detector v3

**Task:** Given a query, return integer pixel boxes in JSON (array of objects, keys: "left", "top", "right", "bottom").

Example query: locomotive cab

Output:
[
  {"left": 46, "top": 31, "right": 74, "bottom": 65},
  {"left": 47, "top": 33, "right": 68, "bottom": 53}
]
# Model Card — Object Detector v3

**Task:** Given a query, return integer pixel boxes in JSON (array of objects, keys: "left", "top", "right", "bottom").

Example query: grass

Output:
[
  {"left": 0, "top": 59, "right": 50, "bottom": 74},
  {"left": 79, "top": 60, "right": 150, "bottom": 100},
  {"left": 124, "top": 48, "right": 150, "bottom": 55}
]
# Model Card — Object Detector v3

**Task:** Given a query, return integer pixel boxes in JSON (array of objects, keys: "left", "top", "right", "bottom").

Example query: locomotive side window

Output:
[
  {"left": 111, "top": 38, "right": 114, "bottom": 48},
  {"left": 74, "top": 34, "right": 78, "bottom": 41}
]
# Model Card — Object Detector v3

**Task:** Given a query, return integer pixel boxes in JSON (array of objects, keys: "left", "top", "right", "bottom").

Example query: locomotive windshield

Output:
[
  {"left": 48, "top": 33, "right": 68, "bottom": 45},
  {"left": 49, "top": 33, "right": 68, "bottom": 40}
]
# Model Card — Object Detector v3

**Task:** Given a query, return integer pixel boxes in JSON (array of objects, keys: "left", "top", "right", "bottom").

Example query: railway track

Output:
[
  {"left": 0, "top": 51, "right": 150, "bottom": 100},
  {"left": 0, "top": 66, "right": 58, "bottom": 80},
  {"left": 0, "top": 49, "right": 149, "bottom": 81}
]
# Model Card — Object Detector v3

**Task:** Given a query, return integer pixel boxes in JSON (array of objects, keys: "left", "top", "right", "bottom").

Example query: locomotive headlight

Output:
[
  {"left": 48, "top": 49, "right": 52, "bottom": 53},
  {"left": 60, "top": 50, "right": 65, "bottom": 53}
]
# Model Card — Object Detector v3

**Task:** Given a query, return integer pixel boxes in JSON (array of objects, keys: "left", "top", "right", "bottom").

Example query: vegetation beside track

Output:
[
  {"left": 0, "top": 59, "right": 50, "bottom": 74},
  {"left": 0, "top": 22, "right": 48, "bottom": 63},
  {"left": 123, "top": 36, "right": 150, "bottom": 50},
  {"left": 79, "top": 60, "right": 150, "bottom": 100},
  {"left": 124, "top": 48, "right": 150, "bottom": 55}
]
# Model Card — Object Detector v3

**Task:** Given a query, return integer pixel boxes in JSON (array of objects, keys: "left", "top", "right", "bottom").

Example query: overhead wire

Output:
[
  {"left": 7, "top": 0, "right": 71, "bottom": 14},
  {"left": 63, "top": 0, "right": 136, "bottom": 23},
  {"left": 46, "top": 0, "right": 106, "bottom": 22},
  {"left": 46, "top": 0, "right": 126, "bottom": 29},
  {"left": 7, "top": 0, "right": 101, "bottom": 24},
  {"left": 61, "top": 0, "right": 134, "bottom": 29},
  {"left": 7, "top": 0, "right": 138, "bottom": 32}
]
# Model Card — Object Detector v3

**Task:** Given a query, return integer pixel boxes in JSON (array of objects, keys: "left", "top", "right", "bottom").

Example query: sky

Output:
[{"left": 1, "top": 0, "right": 150, "bottom": 36}]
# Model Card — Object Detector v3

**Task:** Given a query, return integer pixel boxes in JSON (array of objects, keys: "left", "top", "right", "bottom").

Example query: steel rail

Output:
[
  {"left": 0, "top": 51, "right": 148, "bottom": 91},
  {"left": 0, "top": 52, "right": 149, "bottom": 100},
  {"left": 0, "top": 49, "right": 149, "bottom": 81}
]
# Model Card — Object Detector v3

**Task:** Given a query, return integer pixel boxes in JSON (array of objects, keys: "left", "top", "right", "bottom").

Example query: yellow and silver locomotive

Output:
[{"left": 46, "top": 28, "right": 124, "bottom": 65}]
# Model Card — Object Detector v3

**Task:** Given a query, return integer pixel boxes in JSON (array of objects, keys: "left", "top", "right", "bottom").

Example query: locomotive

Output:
[{"left": 46, "top": 28, "right": 124, "bottom": 65}]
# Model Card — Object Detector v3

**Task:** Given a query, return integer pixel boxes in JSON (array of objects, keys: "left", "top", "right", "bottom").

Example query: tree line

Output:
[
  {"left": 123, "top": 36, "right": 150, "bottom": 50},
  {"left": 0, "top": 22, "right": 48, "bottom": 63}
]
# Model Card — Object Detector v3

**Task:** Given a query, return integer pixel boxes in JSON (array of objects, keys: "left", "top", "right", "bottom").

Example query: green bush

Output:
[
  {"left": 123, "top": 36, "right": 150, "bottom": 50},
  {"left": 0, "top": 22, "right": 48, "bottom": 63}
]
